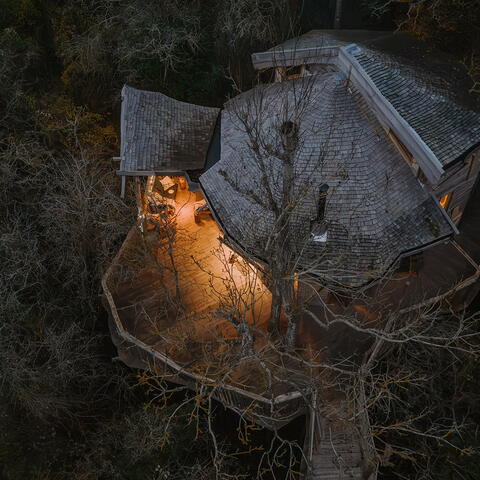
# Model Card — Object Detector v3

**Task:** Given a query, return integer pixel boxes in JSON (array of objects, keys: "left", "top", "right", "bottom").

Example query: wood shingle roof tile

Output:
[{"left": 120, "top": 85, "right": 220, "bottom": 173}]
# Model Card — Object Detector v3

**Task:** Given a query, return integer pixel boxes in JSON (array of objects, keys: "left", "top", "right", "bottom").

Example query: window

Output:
[
  {"left": 388, "top": 129, "right": 426, "bottom": 177},
  {"left": 439, "top": 192, "right": 452, "bottom": 210},
  {"left": 258, "top": 68, "right": 276, "bottom": 84},
  {"left": 388, "top": 129, "right": 418, "bottom": 172},
  {"left": 274, "top": 65, "right": 306, "bottom": 82},
  {"left": 285, "top": 64, "right": 304, "bottom": 79}
]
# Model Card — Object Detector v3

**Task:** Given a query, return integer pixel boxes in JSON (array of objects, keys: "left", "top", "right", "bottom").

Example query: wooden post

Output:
[
  {"left": 334, "top": 0, "right": 343, "bottom": 29},
  {"left": 135, "top": 177, "right": 144, "bottom": 215},
  {"left": 135, "top": 177, "right": 148, "bottom": 232},
  {"left": 146, "top": 175, "right": 155, "bottom": 196},
  {"left": 308, "top": 390, "right": 317, "bottom": 463},
  {"left": 275, "top": 67, "right": 285, "bottom": 82},
  {"left": 120, "top": 175, "right": 126, "bottom": 198}
]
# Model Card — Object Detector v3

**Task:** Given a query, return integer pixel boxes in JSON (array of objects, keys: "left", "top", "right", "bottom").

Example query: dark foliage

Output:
[{"left": 1, "top": 0, "right": 478, "bottom": 478}]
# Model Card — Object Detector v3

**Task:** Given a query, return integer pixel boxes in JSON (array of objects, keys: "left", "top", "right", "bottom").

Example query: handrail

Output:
[{"left": 308, "top": 391, "right": 317, "bottom": 463}]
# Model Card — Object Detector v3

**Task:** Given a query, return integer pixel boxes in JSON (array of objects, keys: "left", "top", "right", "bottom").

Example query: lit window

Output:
[
  {"left": 274, "top": 65, "right": 305, "bottom": 82},
  {"left": 286, "top": 64, "right": 304, "bottom": 79},
  {"left": 439, "top": 192, "right": 452, "bottom": 209}
]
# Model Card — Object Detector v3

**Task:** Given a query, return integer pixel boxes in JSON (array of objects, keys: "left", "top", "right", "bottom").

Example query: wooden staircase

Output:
[{"left": 302, "top": 401, "right": 377, "bottom": 480}]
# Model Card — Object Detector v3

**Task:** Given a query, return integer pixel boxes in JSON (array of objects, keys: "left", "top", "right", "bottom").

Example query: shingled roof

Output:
[
  {"left": 119, "top": 85, "right": 220, "bottom": 173},
  {"left": 200, "top": 73, "right": 454, "bottom": 286},
  {"left": 265, "top": 30, "right": 480, "bottom": 167}
]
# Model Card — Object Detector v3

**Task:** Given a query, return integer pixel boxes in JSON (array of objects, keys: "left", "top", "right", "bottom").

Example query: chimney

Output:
[{"left": 334, "top": 0, "right": 343, "bottom": 29}]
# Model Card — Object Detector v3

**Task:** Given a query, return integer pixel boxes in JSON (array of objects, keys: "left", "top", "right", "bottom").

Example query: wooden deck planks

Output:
[{"left": 108, "top": 188, "right": 282, "bottom": 393}]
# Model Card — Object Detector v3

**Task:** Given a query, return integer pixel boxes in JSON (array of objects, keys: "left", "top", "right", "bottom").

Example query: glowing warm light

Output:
[
  {"left": 146, "top": 175, "right": 155, "bottom": 191},
  {"left": 439, "top": 192, "right": 451, "bottom": 209}
]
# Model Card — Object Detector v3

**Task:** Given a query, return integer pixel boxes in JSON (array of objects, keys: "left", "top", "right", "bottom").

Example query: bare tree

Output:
[
  {"left": 205, "top": 245, "right": 260, "bottom": 356},
  {"left": 100, "top": 48, "right": 480, "bottom": 480},
  {"left": 57, "top": 0, "right": 203, "bottom": 96},
  {"left": 216, "top": 73, "right": 371, "bottom": 348},
  {"left": 365, "top": 0, "right": 480, "bottom": 96},
  {"left": 117, "top": 182, "right": 480, "bottom": 479}
]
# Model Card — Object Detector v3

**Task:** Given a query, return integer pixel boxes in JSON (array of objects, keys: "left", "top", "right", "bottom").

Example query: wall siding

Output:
[{"left": 433, "top": 149, "right": 480, "bottom": 224}]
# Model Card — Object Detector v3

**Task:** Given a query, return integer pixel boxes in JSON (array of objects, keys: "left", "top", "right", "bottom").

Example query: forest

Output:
[{"left": 1, "top": 1, "right": 479, "bottom": 479}]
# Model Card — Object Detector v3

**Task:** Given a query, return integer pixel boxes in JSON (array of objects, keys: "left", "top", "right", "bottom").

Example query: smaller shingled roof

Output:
[{"left": 119, "top": 85, "right": 220, "bottom": 173}]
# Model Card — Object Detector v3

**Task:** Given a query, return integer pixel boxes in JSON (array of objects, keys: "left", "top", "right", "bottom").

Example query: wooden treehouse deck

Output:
[
  {"left": 114, "top": 190, "right": 271, "bottom": 347},
  {"left": 103, "top": 189, "right": 317, "bottom": 426}
]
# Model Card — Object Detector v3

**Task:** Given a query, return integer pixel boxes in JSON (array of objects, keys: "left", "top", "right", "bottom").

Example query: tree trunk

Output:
[
  {"left": 269, "top": 281, "right": 282, "bottom": 332},
  {"left": 217, "top": 310, "right": 254, "bottom": 357},
  {"left": 283, "top": 280, "right": 298, "bottom": 349},
  {"left": 285, "top": 302, "right": 298, "bottom": 349},
  {"left": 238, "top": 322, "right": 254, "bottom": 357}
]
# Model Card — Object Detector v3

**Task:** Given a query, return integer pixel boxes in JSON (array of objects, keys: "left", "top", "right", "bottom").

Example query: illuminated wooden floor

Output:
[
  {"left": 108, "top": 188, "right": 299, "bottom": 396},
  {"left": 162, "top": 189, "right": 270, "bottom": 325}
]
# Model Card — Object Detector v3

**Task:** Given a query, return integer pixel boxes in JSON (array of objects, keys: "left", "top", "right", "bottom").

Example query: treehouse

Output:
[{"left": 103, "top": 29, "right": 480, "bottom": 479}]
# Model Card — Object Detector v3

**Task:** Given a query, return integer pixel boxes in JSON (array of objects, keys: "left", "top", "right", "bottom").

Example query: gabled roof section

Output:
[
  {"left": 200, "top": 73, "right": 454, "bottom": 287},
  {"left": 253, "top": 30, "right": 480, "bottom": 170},
  {"left": 119, "top": 85, "right": 220, "bottom": 174}
]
